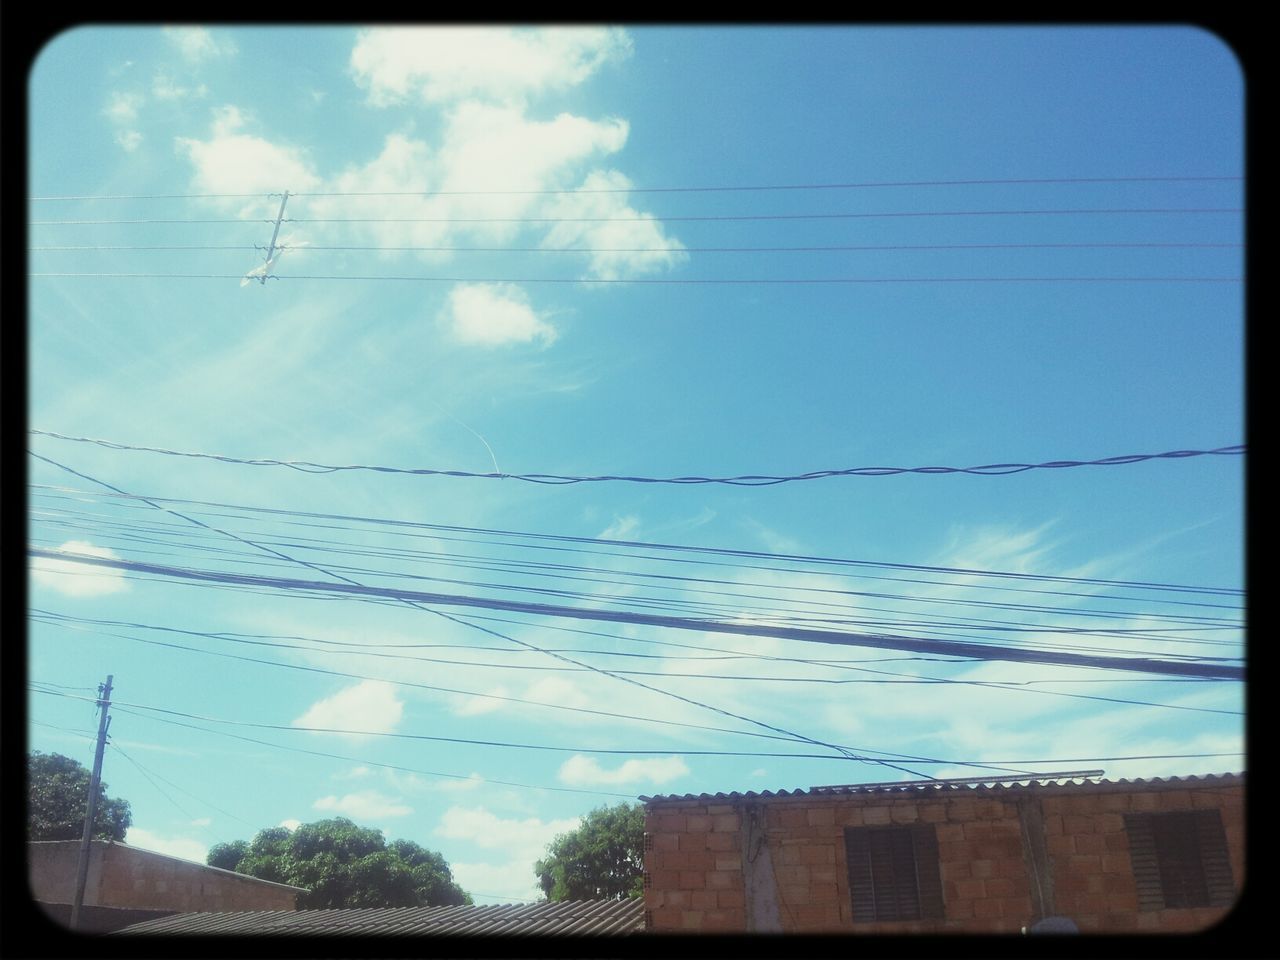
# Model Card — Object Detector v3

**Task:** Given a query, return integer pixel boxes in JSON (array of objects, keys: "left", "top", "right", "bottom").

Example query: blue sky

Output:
[{"left": 27, "top": 25, "right": 1244, "bottom": 905}]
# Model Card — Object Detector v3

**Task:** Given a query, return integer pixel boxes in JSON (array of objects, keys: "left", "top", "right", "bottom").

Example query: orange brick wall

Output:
[{"left": 644, "top": 782, "right": 1243, "bottom": 934}]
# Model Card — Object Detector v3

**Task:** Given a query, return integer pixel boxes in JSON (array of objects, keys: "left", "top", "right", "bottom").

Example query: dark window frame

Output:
[
  {"left": 1124, "top": 809, "right": 1234, "bottom": 911},
  {"left": 844, "top": 823, "right": 945, "bottom": 923}
]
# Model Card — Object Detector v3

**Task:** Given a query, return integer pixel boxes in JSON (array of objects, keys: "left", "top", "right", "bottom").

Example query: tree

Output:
[
  {"left": 534, "top": 802, "right": 644, "bottom": 902},
  {"left": 207, "top": 817, "right": 471, "bottom": 910},
  {"left": 28, "top": 751, "right": 132, "bottom": 842}
]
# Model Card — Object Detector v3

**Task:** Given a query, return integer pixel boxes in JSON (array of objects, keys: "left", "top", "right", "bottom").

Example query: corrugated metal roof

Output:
[
  {"left": 114, "top": 898, "right": 645, "bottom": 937},
  {"left": 640, "top": 771, "right": 1245, "bottom": 804}
]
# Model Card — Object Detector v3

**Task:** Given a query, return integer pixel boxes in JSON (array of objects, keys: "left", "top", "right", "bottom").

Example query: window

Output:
[
  {"left": 1124, "top": 810, "right": 1234, "bottom": 910},
  {"left": 844, "top": 824, "right": 945, "bottom": 922}
]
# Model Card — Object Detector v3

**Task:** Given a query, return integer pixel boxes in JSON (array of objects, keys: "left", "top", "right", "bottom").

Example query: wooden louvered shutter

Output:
[
  {"left": 845, "top": 824, "right": 944, "bottom": 922},
  {"left": 1192, "top": 810, "right": 1235, "bottom": 907},
  {"left": 1124, "top": 813, "right": 1166, "bottom": 911},
  {"left": 910, "top": 823, "right": 946, "bottom": 920},
  {"left": 1124, "top": 810, "right": 1234, "bottom": 910}
]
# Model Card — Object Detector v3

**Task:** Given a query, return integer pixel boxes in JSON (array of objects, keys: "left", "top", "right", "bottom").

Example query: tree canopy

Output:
[
  {"left": 207, "top": 817, "right": 471, "bottom": 910},
  {"left": 534, "top": 802, "right": 644, "bottom": 902},
  {"left": 28, "top": 751, "right": 132, "bottom": 842}
]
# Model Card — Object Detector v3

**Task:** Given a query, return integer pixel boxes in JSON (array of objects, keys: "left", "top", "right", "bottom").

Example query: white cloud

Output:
[
  {"left": 114, "top": 130, "right": 143, "bottom": 153},
  {"left": 450, "top": 859, "right": 544, "bottom": 904},
  {"left": 152, "top": 74, "right": 208, "bottom": 101},
  {"left": 557, "top": 755, "right": 690, "bottom": 786},
  {"left": 441, "top": 283, "right": 556, "bottom": 347},
  {"left": 313, "top": 790, "right": 412, "bottom": 819},
  {"left": 522, "top": 677, "right": 592, "bottom": 711},
  {"left": 451, "top": 685, "right": 510, "bottom": 717},
  {"left": 103, "top": 91, "right": 143, "bottom": 123},
  {"left": 125, "top": 827, "right": 208, "bottom": 864},
  {"left": 541, "top": 169, "right": 688, "bottom": 280},
  {"left": 598, "top": 515, "right": 640, "bottom": 540},
  {"left": 176, "top": 106, "right": 321, "bottom": 207},
  {"left": 279, "top": 819, "right": 301, "bottom": 831},
  {"left": 31, "top": 540, "right": 128, "bottom": 598},
  {"left": 436, "top": 806, "right": 580, "bottom": 863},
  {"left": 350, "top": 26, "right": 631, "bottom": 106},
  {"left": 164, "top": 26, "right": 236, "bottom": 62},
  {"left": 335, "top": 765, "right": 372, "bottom": 780},
  {"left": 190, "top": 817, "right": 212, "bottom": 828},
  {"left": 292, "top": 680, "right": 403, "bottom": 736}
]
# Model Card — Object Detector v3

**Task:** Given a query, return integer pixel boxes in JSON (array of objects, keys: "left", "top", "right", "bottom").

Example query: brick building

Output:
[
  {"left": 640, "top": 772, "right": 1244, "bottom": 934},
  {"left": 29, "top": 840, "right": 307, "bottom": 932}
]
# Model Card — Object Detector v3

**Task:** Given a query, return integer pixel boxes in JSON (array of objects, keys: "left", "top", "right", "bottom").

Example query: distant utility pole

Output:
[{"left": 70, "top": 674, "right": 113, "bottom": 932}]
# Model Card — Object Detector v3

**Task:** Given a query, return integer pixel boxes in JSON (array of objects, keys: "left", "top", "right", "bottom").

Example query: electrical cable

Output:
[
  {"left": 27, "top": 174, "right": 1243, "bottom": 201},
  {"left": 29, "top": 272, "right": 1244, "bottom": 284},
  {"left": 29, "top": 430, "right": 1246, "bottom": 486},
  {"left": 29, "top": 207, "right": 1244, "bottom": 226},
  {"left": 29, "top": 452, "right": 930, "bottom": 778},
  {"left": 28, "top": 480, "right": 1243, "bottom": 597},
  {"left": 27, "top": 543, "right": 1245, "bottom": 682}
]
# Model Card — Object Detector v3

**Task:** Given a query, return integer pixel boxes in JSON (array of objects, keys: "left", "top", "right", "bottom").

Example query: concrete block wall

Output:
[{"left": 644, "top": 780, "right": 1243, "bottom": 934}]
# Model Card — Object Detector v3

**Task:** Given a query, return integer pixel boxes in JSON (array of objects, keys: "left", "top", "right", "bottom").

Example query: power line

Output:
[
  {"left": 29, "top": 272, "right": 1244, "bottom": 284},
  {"left": 29, "top": 241, "right": 1245, "bottom": 254},
  {"left": 29, "top": 510, "right": 1241, "bottom": 646},
  {"left": 27, "top": 175, "right": 1243, "bottom": 201},
  {"left": 28, "top": 430, "right": 1246, "bottom": 486},
  {"left": 26, "top": 545, "right": 1245, "bottom": 681},
  {"left": 26, "top": 480, "right": 1243, "bottom": 598},
  {"left": 29, "top": 453, "right": 920, "bottom": 777},
  {"left": 32, "top": 610, "right": 1236, "bottom": 723},
  {"left": 27, "top": 686, "right": 921, "bottom": 762},
  {"left": 31, "top": 688, "right": 1245, "bottom": 771},
  {"left": 101, "top": 704, "right": 637, "bottom": 801},
  {"left": 29, "top": 207, "right": 1243, "bottom": 227}
]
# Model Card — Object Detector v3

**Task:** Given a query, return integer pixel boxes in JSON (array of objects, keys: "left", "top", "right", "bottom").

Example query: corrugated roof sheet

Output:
[
  {"left": 640, "top": 771, "right": 1244, "bottom": 804},
  {"left": 114, "top": 897, "right": 645, "bottom": 937}
]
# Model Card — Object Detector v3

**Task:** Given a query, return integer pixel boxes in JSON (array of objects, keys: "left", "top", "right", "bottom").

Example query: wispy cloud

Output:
[
  {"left": 292, "top": 680, "right": 403, "bottom": 736},
  {"left": 598, "top": 515, "right": 640, "bottom": 540}
]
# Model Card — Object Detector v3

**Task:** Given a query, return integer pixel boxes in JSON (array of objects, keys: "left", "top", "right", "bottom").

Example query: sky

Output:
[{"left": 25, "top": 25, "right": 1244, "bottom": 906}]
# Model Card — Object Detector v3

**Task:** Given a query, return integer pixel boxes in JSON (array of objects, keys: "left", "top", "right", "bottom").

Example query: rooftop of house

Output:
[
  {"left": 640, "top": 771, "right": 1245, "bottom": 805},
  {"left": 114, "top": 897, "right": 646, "bottom": 937}
]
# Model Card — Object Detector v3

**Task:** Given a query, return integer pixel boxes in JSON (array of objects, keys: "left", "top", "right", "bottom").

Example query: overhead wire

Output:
[
  {"left": 27, "top": 174, "right": 1243, "bottom": 201},
  {"left": 26, "top": 543, "right": 1245, "bottom": 682},
  {"left": 29, "top": 452, "right": 933, "bottom": 778},
  {"left": 27, "top": 480, "right": 1243, "bottom": 597},
  {"left": 31, "top": 610, "right": 1237, "bottom": 722},
  {"left": 28, "top": 687, "right": 1245, "bottom": 774},
  {"left": 29, "top": 207, "right": 1244, "bottom": 226},
  {"left": 28, "top": 429, "right": 1247, "bottom": 486},
  {"left": 28, "top": 502, "right": 1245, "bottom": 638}
]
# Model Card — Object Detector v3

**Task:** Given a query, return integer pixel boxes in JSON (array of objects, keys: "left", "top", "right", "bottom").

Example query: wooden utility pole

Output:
[{"left": 70, "top": 675, "right": 113, "bottom": 931}]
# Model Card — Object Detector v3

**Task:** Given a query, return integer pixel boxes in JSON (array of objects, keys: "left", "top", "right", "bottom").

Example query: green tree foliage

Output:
[
  {"left": 534, "top": 802, "right": 644, "bottom": 902},
  {"left": 27, "top": 751, "right": 132, "bottom": 842},
  {"left": 207, "top": 817, "right": 471, "bottom": 910}
]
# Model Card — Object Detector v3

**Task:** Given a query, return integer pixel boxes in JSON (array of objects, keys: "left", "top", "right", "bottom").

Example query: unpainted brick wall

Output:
[{"left": 644, "top": 782, "right": 1243, "bottom": 934}]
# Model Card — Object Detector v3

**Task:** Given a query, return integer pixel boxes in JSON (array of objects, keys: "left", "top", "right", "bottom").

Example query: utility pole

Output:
[
  {"left": 70, "top": 675, "right": 113, "bottom": 931},
  {"left": 260, "top": 191, "right": 290, "bottom": 284}
]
